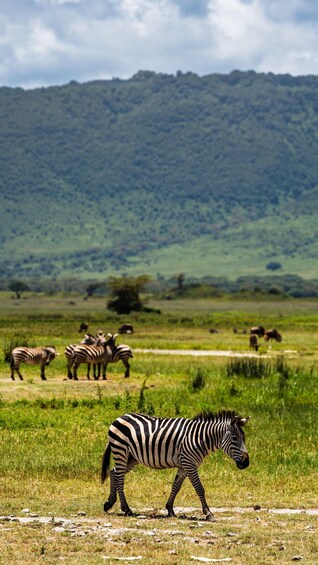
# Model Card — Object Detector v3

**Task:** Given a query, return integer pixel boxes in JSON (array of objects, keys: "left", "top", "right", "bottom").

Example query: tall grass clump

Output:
[
  {"left": 225, "top": 357, "right": 272, "bottom": 379},
  {"left": 189, "top": 367, "right": 207, "bottom": 392}
]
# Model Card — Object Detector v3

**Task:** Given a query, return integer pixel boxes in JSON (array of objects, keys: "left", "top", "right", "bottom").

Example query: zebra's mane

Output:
[{"left": 193, "top": 410, "right": 238, "bottom": 423}]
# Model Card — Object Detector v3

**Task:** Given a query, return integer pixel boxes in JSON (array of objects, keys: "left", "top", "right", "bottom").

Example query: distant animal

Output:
[
  {"left": 209, "top": 328, "right": 219, "bottom": 334},
  {"left": 250, "top": 326, "right": 265, "bottom": 337},
  {"left": 65, "top": 333, "right": 106, "bottom": 379},
  {"left": 78, "top": 322, "right": 89, "bottom": 333},
  {"left": 69, "top": 334, "right": 118, "bottom": 380},
  {"left": 101, "top": 410, "right": 250, "bottom": 520},
  {"left": 118, "top": 324, "right": 134, "bottom": 334},
  {"left": 11, "top": 346, "right": 58, "bottom": 381},
  {"left": 264, "top": 328, "right": 282, "bottom": 342},
  {"left": 94, "top": 339, "right": 133, "bottom": 380},
  {"left": 249, "top": 334, "right": 259, "bottom": 352}
]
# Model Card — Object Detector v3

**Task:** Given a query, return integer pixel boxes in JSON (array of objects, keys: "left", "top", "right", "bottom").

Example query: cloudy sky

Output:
[{"left": 1, "top": 0, "right": 318, "bottom": 89}]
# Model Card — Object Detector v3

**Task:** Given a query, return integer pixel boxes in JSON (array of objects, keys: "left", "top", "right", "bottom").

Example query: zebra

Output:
[
  {"left": 10, "top": 346, "right": 58, "bottom": 381},
  {"left": 94, "top": 341, "right": 133, "bottom": 380},
  {"left": 69, "top": 333, "right": 117, "bottom": 380},
  {"left": 64, "top": 333, "right": 106, "bottom": 379},
  {"left": 101, "top": 410, "right": 250, "bottom": 521}
]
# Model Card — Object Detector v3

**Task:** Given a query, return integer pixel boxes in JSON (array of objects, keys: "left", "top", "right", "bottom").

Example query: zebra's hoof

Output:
[
  {"left": 104, "top": 502, "right": 111, "bottom": 512},
  {"left": 124, "top": 509, "right": 134, "bottom": 516},
  {"left": 205, "top": 514, "right": 215, "bottom": 522}
]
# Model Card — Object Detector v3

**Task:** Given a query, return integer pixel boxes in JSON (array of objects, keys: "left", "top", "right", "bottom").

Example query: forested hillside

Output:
[{"left": 1, "top": 70, "right": 318, "bottom": 280}]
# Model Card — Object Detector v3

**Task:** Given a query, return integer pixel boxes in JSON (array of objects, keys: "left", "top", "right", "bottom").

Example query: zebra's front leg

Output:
[
  {"left": 40, "top": 364, "right": 47, "bottom": 381},
  {"left": 86, "top": 363, "right": 91, "bottom": 380},
  {"left": 185, "top": 466, "right": 214, "bottom": 521},
  {"left": 165, "top": 469, "right": 186, "bottom": 517}
]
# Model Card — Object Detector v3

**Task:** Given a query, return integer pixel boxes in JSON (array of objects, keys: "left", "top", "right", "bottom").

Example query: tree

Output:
[
  {"left": 177, "top": 273, "right": 185, "bottom": 290},
  {"left": 107, "top": 275, "right": 152, "bottom": 314},
  {"left": 85, "top": 282, "right": 104, "bottom": 298},
  {"left": 9, "top": 280, "right": 29, "bottom": 299},
  {"left": 266, "top": 261, "right": 282, "bottom": 271}
]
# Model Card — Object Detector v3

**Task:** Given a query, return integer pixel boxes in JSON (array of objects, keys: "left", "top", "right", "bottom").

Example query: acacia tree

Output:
[
  {"left": 9, "top": 280, "right": 29, "bottom": 299},
  {"left": 107, "top": 275, "right": 151, "bottom": 314}
]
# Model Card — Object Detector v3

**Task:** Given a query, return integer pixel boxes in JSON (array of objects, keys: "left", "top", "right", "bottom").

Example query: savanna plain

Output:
[{"left": 0, "top": 293, "right": 317, "bottom": 564}]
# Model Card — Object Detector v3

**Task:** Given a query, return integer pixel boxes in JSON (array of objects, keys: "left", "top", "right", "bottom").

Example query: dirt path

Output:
[{"left": 134, "top": 349, "right": 297, "bottom": 358}]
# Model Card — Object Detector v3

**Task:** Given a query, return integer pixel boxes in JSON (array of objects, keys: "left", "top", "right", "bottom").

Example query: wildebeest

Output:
[
  {"left": 78, "top": 322, "right": 89, "bottom": 333},
  {"left": 250, "top": 326, "right": 265, "bottom": 337},
  {"left": 209, "top": 328, "right": 219, "bottom": 334},
  {"left": 249, "top": 334, "right": 259, "bottom": 352},
  {"left": 264, "top": 328, "right": 282, "bottom": 342},
  {"left": 118, "top": 324, "right": 134, "bottom": 334}
]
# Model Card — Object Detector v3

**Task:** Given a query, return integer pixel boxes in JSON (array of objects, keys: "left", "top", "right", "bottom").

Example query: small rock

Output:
[
  {"left": 77, "top": 511, "right": 86, "bottom": 516},
  {"left": 21, "top": 509, "right": 30, "bottom": 514},
  {"left": 291, "top": 557, "right": 303, "bottom": 562},
  {"left": 253, "top": 505, "right": 261, "bottom": 511}
]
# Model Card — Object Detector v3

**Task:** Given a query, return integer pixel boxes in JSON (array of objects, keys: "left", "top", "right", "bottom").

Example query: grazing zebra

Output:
[
  {"left": 264, "top": 328, "right": 282, "bottom": 342},
  {"left": 64, "top": 333, "right": 106, "bottom": 379},
  {"left": 70, "top": 334, "right": 116, "bottom": 380},
  {"left": 250, "top": 326, "right": 265, "bottom": 337},
  {"left": 94, "top": 341, "right": 133, "bottom": 380},
  {"left": 249, "top": 334, "right": 259, "bottom": 352},
  {"left": 11, "top": 346, "right": 58, "bottom": 381},
  {"left": 101, "top": 410, "right": 250, "bottom": 521}
]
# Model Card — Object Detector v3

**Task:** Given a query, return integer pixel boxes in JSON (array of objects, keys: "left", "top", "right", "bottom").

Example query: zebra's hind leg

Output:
[
  {"left": 165, "top": 469, "right": 186, "bottom": 517},
  {"left": 103, "top": 468, "right": 117, "bottom": 512},
  {"left": 105, "top": 456, "right": 137, "bottom": 516},
  {"left": 123, "top": 359, "right": 130, "bottom": 378}
]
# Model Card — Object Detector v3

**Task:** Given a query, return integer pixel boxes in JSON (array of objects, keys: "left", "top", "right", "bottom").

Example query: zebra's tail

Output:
[{"left": 101, "top": 443, "right": 112, "bottom": 483}]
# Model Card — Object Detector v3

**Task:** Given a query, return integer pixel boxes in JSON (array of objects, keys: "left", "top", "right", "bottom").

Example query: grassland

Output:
[{"left": 0, "top": 294, "right": 317, "bottom": 564}]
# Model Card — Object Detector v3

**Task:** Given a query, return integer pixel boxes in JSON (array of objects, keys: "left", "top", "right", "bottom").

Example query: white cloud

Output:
[{"left": 0, "top": 0, "right": 318, "bottom": 88}]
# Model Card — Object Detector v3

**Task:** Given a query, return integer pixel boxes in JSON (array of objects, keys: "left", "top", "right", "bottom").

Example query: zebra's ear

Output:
[
  {"left": 113, "top": 333, "right": 118, "bottom": 339},
  {"left": 238, "top": 417, "right": 250, "bottom": 426},
  {"left": 231, "top": 416, "right": 250, "bottom": 426}
]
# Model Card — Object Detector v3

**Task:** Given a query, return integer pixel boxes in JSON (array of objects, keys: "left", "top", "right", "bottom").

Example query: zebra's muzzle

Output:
[{"left": 236, "top": 455, "right": 249, "bottom": 470}]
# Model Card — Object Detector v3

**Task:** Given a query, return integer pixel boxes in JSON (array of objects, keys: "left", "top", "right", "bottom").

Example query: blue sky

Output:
[{"left": 1, "top": 0, "right": 318, "bottom": 89}]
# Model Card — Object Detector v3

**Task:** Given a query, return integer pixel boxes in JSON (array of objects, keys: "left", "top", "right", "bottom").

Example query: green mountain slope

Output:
[{"left": 1, "top": 70, "right": 318, "bottom": 280}]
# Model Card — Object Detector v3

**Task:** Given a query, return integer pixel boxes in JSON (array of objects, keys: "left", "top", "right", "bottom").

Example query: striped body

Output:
[
  {"left": 70, "top": 334, "right": 115, "bottom": 380},
  {"left": 65, "top": 333, "right": 104, "bottom": 379},
  {"left": 11, "top": 346, "right": 57, "bottom": 381},
  {"left": 96, "top": 344, "right": 133, "bottom": 380},
  {"left": 101, "top": 410, "right": 249, "bottom": 520}
]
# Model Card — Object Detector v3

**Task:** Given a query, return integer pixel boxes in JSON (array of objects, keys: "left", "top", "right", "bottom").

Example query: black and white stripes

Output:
[
  {"left": 10, "top": 346, "right": 58, "bottom": 380},
  {"left": 101, "top": 410, "right": 250, "bottom": 520}
]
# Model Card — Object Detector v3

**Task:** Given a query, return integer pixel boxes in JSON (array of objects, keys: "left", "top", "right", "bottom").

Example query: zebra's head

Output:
[
  {"left": 221, "top": 415, "right": 250, "bottom": 470},
  {"left": 44, "top": 346, "right": 58, "bottom": 365}
]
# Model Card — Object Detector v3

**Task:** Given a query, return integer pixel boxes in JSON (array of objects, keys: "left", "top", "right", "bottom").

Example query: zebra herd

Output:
[
  {"left": 9, "top": 330, "right": 252, "bottom": 521},
  {"left": 10, "top": 331, "right": 133, "bottom": 381}
]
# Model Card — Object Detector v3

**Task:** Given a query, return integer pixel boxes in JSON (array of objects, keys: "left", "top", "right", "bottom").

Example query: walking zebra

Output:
[
  {"left": 11, "top": 346, "right": 58, "bottom": 381},
  {"left": 94, "top": 342, "right": 133, "bottom": 380},
  {"left": 70, "top": 333, "right": 116, "bottom": 380},
  {"left": 101, "top": 410, "right": 250, "bottom": 520},
  {"left": 64, "top": 333, "right": 106, "bottom": 379}
]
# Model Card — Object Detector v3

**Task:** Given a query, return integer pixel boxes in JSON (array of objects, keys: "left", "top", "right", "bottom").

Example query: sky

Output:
[{"left": 1, "top": 0, "right": 318, "bottom": 89}]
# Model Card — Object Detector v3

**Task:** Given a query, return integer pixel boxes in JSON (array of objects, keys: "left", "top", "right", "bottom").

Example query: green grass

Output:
[{"left": 0, "top": 294, "right": 318, "bottom": 563}]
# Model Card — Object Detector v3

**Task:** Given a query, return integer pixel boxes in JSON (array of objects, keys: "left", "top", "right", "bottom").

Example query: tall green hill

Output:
[{"left": 1, "top": 70, "right": 318, "bottom": 280}]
